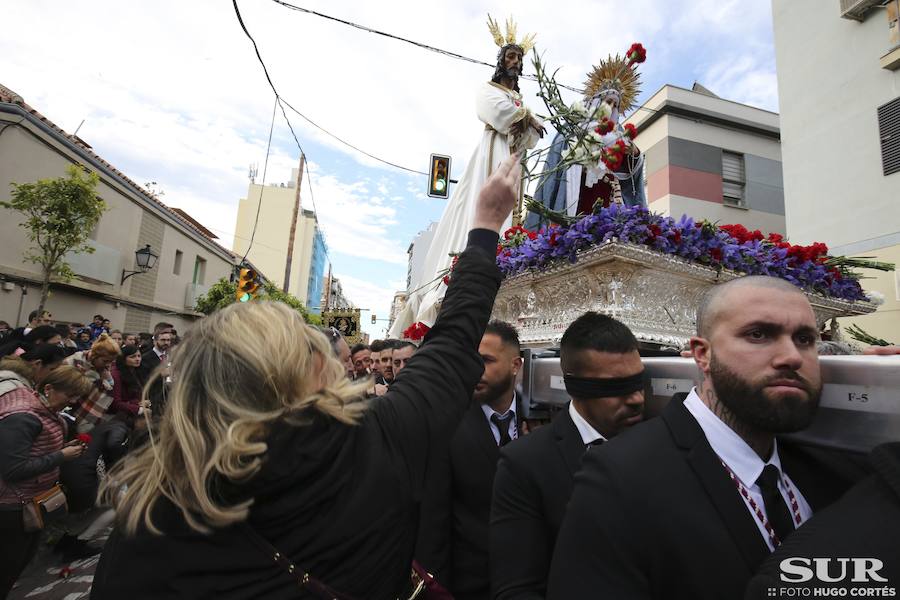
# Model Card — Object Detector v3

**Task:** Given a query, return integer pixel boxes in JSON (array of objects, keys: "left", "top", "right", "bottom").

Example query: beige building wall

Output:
[
  {"left": 233, "top": 182, "right": 308, "bottom": 300},
  {"left": 0, "top": 88, "right": 236, "bottom": 333},
  {"left": 772, "top": 0, "right": 900, "bottom": 342}
]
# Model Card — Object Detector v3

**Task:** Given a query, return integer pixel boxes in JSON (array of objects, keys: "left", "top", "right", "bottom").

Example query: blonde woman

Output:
[
  {"left": 91, "top": 154, "right": 521, "bottom": 600},
  {"left": 65, "top": 333, "right": 120, "bottom": 433}
]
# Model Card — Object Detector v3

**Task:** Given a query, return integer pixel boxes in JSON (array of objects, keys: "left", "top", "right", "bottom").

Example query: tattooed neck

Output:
[{"left": 699, "top": 383, "right": 774, "bottom": 461}]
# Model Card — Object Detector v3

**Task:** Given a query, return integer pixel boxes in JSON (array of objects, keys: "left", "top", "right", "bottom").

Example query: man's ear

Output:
[
  {"left": 512, "top": 355, "right": 523, "bottom": 376},
  {"left": 690, "top": 336, "right": 712, "bottom": 377}
]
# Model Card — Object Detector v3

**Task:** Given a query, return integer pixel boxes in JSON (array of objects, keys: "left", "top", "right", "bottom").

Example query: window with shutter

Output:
[
  {"left": 722, "top": 151, "right": 746, "bottom": 207},
  {"left": 878, "top": 96, "right": 900, "bottom": 176}
]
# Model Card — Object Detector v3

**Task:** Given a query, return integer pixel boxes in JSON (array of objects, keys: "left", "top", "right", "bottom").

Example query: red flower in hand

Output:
[
  {"left": 402, "top": 322, "right": 430, "bottom": 341},
  {"left": 76, "top": 433, "right": 92, "bottom": 445},
  {"left": 623, "top": 123, "right": 638, "bottom": 139},
  {"left": 627, "top": 43, "right": 647, "bottom": 65}
]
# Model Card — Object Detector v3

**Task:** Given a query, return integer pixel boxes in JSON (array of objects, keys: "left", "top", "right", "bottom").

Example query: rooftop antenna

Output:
[{"left": 249, "top": 163, "right": 259, "bottom": 183}]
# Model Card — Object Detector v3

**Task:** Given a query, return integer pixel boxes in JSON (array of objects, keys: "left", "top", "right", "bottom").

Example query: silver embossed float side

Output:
[{"left": 490, "top": 240, "right": 876, "bottom": 349}]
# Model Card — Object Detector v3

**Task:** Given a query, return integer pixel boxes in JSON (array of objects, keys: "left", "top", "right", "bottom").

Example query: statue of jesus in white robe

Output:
[{"left": 389, "top": 76, "right": 543, "bottom": 338}]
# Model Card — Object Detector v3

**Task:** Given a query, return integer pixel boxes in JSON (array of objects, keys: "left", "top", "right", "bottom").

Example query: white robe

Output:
[{"left": 389, "top": 81, "right": 541, "bottom": 338}]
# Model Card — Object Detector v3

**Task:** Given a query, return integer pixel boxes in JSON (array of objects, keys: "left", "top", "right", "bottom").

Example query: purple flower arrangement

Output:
[{"left": 497, "top": 205, "right": 868, "bottom": 302}]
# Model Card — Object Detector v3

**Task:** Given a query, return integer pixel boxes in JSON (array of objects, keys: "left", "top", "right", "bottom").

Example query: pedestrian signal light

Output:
[
  {"left": 236, "top": 268, "right": 260, "bottom": 302},
  {"left": 428, "top": 154, "right": 451, "bottom": 199},
  {"left": 371, "top": 314, "right": 377, "bottom": 324}
]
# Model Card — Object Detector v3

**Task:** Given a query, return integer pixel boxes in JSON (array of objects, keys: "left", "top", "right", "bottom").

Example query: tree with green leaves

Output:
[
  {"left": 1, "top": 165, "right": 107, "bottom": 315},
  {"left": 194, "top": 277, "right": 322, "bottom": 325}
]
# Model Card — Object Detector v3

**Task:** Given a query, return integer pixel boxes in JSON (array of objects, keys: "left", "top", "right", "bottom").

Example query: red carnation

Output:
[
  {"left": 402, "top": 322, "right": 430, "bottom": 341},
  {"left": 672, "top": 231, "right": 682, "bottom": 244},
  {"left": 649, "top": 224, "right": 662, "bottom": 238},
  {"left": 76, "top": 433, "right": 92, "bottom": 445},
  {"left": 623, "top": 123, "right": 638, "bottom": 139},
  {"left": 710, "top": 247, "right": 723, "bottom": 262},
  {"left": 597, "top": 118, "right": 614, "bottom": 135},
  {"left": 768, "top": 233, "right": 784, "bottom": 244},
  {"left": 626, "top": 43, "right": 647, "bottom": 65}
]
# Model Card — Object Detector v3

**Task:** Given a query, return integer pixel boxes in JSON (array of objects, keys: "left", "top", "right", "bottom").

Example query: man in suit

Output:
[
  {"left": 138, "top": 324, "right": 172, "bottom": 415},
  {"left": 417, "top": 320, "right": 524, "bottom": 600},
  {"left": 547, "top": 275, "right": 864, "bottom": 600},
  {"left": 490, "top": 312, "right": 645, "bottom": 599}
]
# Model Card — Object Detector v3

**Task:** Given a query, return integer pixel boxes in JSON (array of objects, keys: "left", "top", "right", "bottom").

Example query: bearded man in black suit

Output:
[{"left": 548, "top": 275, "right": 864, "bottom": 600}]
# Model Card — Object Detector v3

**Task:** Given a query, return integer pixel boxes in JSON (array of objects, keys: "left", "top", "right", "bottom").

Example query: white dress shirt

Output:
[
  {"left": 568, "top": 401, "right": 607, "bottom": 446},
  {"left": 683, "top": 388, "right": 813, "bottom": 550},
  {"left": 481, "top": 394, "right": 518, "bottom": 446}
]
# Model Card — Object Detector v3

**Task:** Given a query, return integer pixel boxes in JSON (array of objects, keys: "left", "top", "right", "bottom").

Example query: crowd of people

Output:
[
  {"left": 0, "top": 311, "right": 181, "bottom": 596},
  {"left": 0, "top": 154, "right": 897, "bottom": 599}
]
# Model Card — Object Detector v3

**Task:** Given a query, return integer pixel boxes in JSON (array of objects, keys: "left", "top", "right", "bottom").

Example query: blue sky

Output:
[{"left": 1, "top": 0, "right": 778, "bottom": 338}]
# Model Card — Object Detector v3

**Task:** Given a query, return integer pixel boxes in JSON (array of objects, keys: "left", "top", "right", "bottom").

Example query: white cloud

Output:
[
  {"left": 700, "top": 54, "right": 779, "bottom": 112},
  {"left": 306, "top": 173, "right": 408, "bottom": 264}
]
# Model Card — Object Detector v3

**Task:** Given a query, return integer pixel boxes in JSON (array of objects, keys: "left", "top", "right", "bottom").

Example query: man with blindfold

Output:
[
  {"left": 547, "top": 276, "right": 864, "bottom": 600},
  {"left": 489, "top": 312, "right": 645, "bottom": 599}
]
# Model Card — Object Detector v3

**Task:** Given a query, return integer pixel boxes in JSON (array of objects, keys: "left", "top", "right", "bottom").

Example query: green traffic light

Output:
[
  {"left": 434, "top": 179, "right": 446, "bottom": 192},
  {"left": 239, "top": 292, "right": 251, "bottom": 302}
]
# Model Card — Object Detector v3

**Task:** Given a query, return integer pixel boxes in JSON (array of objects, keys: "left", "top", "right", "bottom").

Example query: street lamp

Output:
[{"left": 121, "top": 244, "right": 159, "bottom": 284}]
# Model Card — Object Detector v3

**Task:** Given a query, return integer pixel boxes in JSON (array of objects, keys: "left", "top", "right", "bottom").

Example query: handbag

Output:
[
  {"left": 19, "top": 484, "right": 68, "bottom": 532},
  {"left": 410, "top": 561, "right": 454, "bottom": 600}
]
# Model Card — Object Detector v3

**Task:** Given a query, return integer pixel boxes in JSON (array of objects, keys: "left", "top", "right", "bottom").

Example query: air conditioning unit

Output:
[
  {"left": 840, "top": 0, "right": 882, "bottom": 21},
  {"left": 1, "top": 281, "right": 15, "bottom": 292}
]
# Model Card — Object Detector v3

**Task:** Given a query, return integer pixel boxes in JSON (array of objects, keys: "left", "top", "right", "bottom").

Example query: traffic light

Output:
[
  {"left": 428, "top": 154, "right": 451, "bottom": 199},
  {"left": 236, "top": 268, "right": 260, "bottom": 302},
  {"left": 371, "top": 314, "right": 377, "bottom": 324}
]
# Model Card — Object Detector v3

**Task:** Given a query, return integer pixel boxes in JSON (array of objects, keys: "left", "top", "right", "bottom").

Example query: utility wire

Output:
[
  {"left": 275, "top": 97, "right": 334, "bottom": 262},
  {"left": 269, "top": 0, "right": 585, "bottom": 94},
  {"left": 233, "top": 0, "right": 428, "bottom": 177},
  {"left": 240, "top": 94, "right": 278, "bottom": 265}
]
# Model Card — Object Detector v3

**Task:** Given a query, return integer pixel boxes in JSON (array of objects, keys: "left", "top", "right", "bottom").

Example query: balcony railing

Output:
[
  {"left": 185, "top": 282, "right": 210, "bottom": 309},
  {"left": 65, "top": 241, "right": 122, "bottom": 285}
]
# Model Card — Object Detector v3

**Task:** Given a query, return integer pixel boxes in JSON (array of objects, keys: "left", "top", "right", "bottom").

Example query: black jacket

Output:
[
  {"left": 745, "top": 442, "right": 900, "bottom": 598},
  {"left": 91, "top": 229, "right": 502, "bottom": 600},
  {"left": 547, "top": 394, "right": 865, "bottom": 600},
  {"left": 489, "top": 404, "right": 586, "bottom": 600},
  {"left": 417, "top": 393, "right": 523, "bottom": 600}
]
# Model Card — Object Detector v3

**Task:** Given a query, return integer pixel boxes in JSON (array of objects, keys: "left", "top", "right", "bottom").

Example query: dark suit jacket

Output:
[
  {"left": 745, "top": 442, "right": 900, "bottom": 598},
  {"left": 547, "top": 394, "right": 865, "bottom": 600},
  {"left": 417, "top": 394, "right": 523, "bottom": 600},
  {"left": 490, "top": 404, "right": 586, "bottom": 600}
]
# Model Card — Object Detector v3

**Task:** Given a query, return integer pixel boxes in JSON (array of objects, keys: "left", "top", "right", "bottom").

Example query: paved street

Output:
[{"left": 8, "top": 519, "right": 110, "bottom": 600}]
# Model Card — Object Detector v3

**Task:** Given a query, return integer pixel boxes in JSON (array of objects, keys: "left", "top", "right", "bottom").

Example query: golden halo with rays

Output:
[{"left": 583, "top": 54, "right": 642, "bottom": 114}]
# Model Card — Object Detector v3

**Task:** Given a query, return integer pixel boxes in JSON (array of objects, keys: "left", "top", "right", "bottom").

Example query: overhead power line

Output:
[
  {"left": 233, "top": 0, "right": 429, "bottom": 177},
  {"left": 269, "top": 0, "right": 585, "bottom": 94},
  {"left": 240, "top": 95, "right": 278, "bottom": 265}
]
